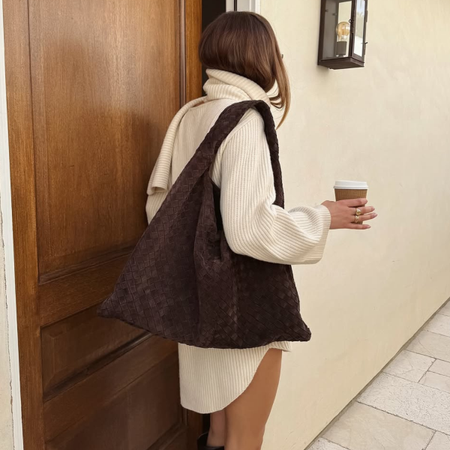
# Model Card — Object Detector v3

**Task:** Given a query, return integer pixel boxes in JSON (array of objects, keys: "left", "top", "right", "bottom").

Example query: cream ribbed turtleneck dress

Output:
[{"left": 145, "top": 68, "right": 332, "bottom": 413}]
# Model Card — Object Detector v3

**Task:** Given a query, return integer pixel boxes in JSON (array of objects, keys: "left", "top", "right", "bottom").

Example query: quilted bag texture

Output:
[{"left": 97, "top": 99, "right": 312, "bottom": 348}]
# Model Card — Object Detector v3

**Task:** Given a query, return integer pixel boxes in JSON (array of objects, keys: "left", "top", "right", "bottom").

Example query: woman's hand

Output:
[{"left": 321, "top": 198, "right": 377, "bottom": 230}]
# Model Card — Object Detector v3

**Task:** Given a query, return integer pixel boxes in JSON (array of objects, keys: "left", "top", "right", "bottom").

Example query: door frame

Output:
[
  {"left": 0, "top": 0, "right": 24, "bottom": 448},
  {"left": 2, "top": 0, "right": 203, "bottom": 447},
  {"left": 226, "top": 0, "right": 261, "bottom": 13}
]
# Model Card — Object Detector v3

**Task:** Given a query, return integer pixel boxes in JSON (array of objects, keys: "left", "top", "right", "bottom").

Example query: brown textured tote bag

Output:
[{"left": 97, "top": 99, "right": 312, "bottom": 349}]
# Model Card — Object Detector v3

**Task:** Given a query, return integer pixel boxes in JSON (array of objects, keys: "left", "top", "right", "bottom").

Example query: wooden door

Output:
[{"left": 3, "top": 0, "right": 203, "bottom": 448}]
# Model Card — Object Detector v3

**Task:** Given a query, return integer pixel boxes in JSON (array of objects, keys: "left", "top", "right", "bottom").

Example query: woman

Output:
[{"left": 145, "top": 11, "right": 377, "bottom": 450}]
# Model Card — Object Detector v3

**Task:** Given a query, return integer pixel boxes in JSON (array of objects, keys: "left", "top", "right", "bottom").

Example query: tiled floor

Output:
[{"left": 307, "top": 299, "right": 450, "bottom": 450}]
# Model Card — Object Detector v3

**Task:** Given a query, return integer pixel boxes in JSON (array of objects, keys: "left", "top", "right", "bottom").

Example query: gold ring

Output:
[
  {"left": 355, "top": 208, "right": 362, "bottom": 216},
  {"left": 354, "top": 214, "right": 360, "bottom": 224}
]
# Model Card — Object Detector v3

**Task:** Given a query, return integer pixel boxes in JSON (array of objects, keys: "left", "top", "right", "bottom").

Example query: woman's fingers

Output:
[
  {"left": 323, "top": 198, "right": 377, "bottom": 230},
  {"left": 350, "top": 211, "right": 378, "bottom": 222},
  {"left": 338, "top": 198, "right": 368, "bottom": 207},
  {"left": 347, "top": 223, "right": 371, "bottom": 230},
  {"left": 352, "top": 205, "right": 375, "bottom": 215}
]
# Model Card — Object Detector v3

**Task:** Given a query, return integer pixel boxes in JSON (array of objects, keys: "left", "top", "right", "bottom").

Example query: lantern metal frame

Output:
[{"left": 318, "top": 0, "right": 369, "bottom": 70}]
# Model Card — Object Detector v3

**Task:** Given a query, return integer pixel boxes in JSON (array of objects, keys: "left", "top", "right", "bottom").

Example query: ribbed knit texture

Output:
[{"left": 145, "top": 68, "right": 332, "bottom": 413}]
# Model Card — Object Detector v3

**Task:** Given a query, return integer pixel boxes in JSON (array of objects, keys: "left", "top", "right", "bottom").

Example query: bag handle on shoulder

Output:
[{"left": 203, "top": 99, "right": 284, "bottom": 208}]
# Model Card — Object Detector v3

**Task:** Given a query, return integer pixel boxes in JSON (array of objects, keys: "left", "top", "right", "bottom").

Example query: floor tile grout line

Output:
[
  {"left": 423, "top": 327, "right": 450, "bottom": 339},
  {"left": 382, "top": 350, "right": 435, "bottom": 383},
  {"left": 325, "top": 438, "right": 351, "bottom": 450},
  {"left": 424, "top": 431, "right": 436, "bottom": 450},
  {"left": 354, "top": 400, "right": 443, "bottom": 434},
  {"left": 403, "top": 348, "right": 436, "bottom": 361},
  {"left": 303, "top": 396, "right": 364, "bottom": 450},
  {"left": 428, "top": 367, "right": 450, "bottom": 377},
  {"left": 373, "top": 370, "right": 450, "bottom": 396},
  {"left": 417, "top": 370, "right": 427, "bottom": 384},
  {"left": 415, "top": 326, "right": 450, "bottom": 339},
  {"left": 429, "top": 355, "right": 450, "bottom": 365},
  {"left": 307, "top": 298, "right": 450, "bottom": 449},
  {"left": 305, "top": 436, "right": 352, "bottom": 450},
  {"left": 424, "top": 368, "right": 450, "bottom": 380},
  {"left": 406, "top": 349, "right": 450, "bottom": 365}
]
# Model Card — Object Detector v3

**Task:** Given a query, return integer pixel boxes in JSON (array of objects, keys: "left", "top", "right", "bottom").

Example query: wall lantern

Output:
[{"left": 318, "top": 0, "right": 369, "bottom": 69}]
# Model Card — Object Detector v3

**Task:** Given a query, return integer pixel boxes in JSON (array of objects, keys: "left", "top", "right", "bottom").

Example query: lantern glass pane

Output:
[
  {"left": 336, "top": 1, "right": 352, "bottom": 58},
  {"left": 353, "top": 0, "right": 366, "bottom": 57},
  {"left": 322, "top": 0, "right": 351, "bottom": 60}
]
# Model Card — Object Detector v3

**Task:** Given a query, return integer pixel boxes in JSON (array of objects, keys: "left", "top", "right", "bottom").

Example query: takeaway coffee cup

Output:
[{"left": 334, "top": 180, "right": 369, "bottom": 201}]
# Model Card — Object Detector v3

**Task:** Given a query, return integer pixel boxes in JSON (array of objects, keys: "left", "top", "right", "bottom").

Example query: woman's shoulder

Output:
[
  {"left": 222, "top": 106, "right": 266, "bottom": 144},
  {"left": 184, "top": 98, "right": 265, "bottom": 141},
  {"left": 189, "top": 98, "right": 265, "bottom": 123},
  {"left": 213, "top": 105, "right": 269, "bottom": 171},
  {"left": 215, "top": 101, "right": 266, "bottom": 137}
]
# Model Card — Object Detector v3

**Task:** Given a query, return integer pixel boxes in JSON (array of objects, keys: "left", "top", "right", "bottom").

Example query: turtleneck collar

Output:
[
  {"left": 146, "top": 69, "right": 282, "bottom": 196},
  {"left": 203, "top": 68, "right": 282, "bottom": 127}
]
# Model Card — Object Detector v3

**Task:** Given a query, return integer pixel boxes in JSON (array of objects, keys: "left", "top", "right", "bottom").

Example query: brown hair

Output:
[{"left": 199, "top": 11, "right": 290, "bottom": 129}]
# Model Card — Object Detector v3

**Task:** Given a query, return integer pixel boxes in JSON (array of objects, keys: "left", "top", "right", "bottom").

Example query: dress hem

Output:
[{"left": 179, "top": 345, "right": 290, "bottom": 414}]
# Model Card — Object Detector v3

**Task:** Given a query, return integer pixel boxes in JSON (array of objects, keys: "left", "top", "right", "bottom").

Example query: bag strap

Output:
[
  {"left": 201, "top": 99, "right": 284, "bottom": 208},
  {"left": 154, "top": 100, "right": 285, "bottom": 216}
]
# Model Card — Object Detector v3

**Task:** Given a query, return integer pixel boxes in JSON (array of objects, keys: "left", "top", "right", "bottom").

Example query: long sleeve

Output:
[{"left": 219, "top": 110, "right": 332, "bottom": 265}]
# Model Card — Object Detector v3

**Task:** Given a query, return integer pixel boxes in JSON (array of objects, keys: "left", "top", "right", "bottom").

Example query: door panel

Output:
[
  {"left": 43, "top": 337, "right": 176, "bottom": 442},
  {"left": 4, "top": 0, "right": 204, "bottom": 448},
  {"left": 38, "top": 256, "right": 129, "bottom": 326},
  {"left": 46, "top": 352, "right": 181, "bottom": 449},
  {"left": 41, "top": 305, "right": 144, "bottom": 396},
  {"left": 30, "top": 0, "right": 181, "bottom": 276}
]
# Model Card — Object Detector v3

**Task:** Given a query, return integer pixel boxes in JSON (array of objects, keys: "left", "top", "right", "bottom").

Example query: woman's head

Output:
[{"left": 199, "top": 11, "right": 290, "bottom": 129}]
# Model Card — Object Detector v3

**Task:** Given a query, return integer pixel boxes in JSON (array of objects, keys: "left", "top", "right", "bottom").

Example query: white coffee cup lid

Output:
[{"left": 334, "top": 180, "right": 369, "bottom": 189}]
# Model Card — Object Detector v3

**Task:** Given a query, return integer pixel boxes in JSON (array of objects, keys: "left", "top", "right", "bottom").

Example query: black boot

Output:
[{"left": 197, "top": 432, "right": 225, "bottom": 450}]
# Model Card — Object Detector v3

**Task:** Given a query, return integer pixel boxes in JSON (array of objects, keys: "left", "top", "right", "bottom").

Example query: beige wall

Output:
[
  {"left": 261, "top": 0, "right": 450, "bottom": 448},
  {"left": 0, "top": 208, "right": 13, "bottom": 450}
]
